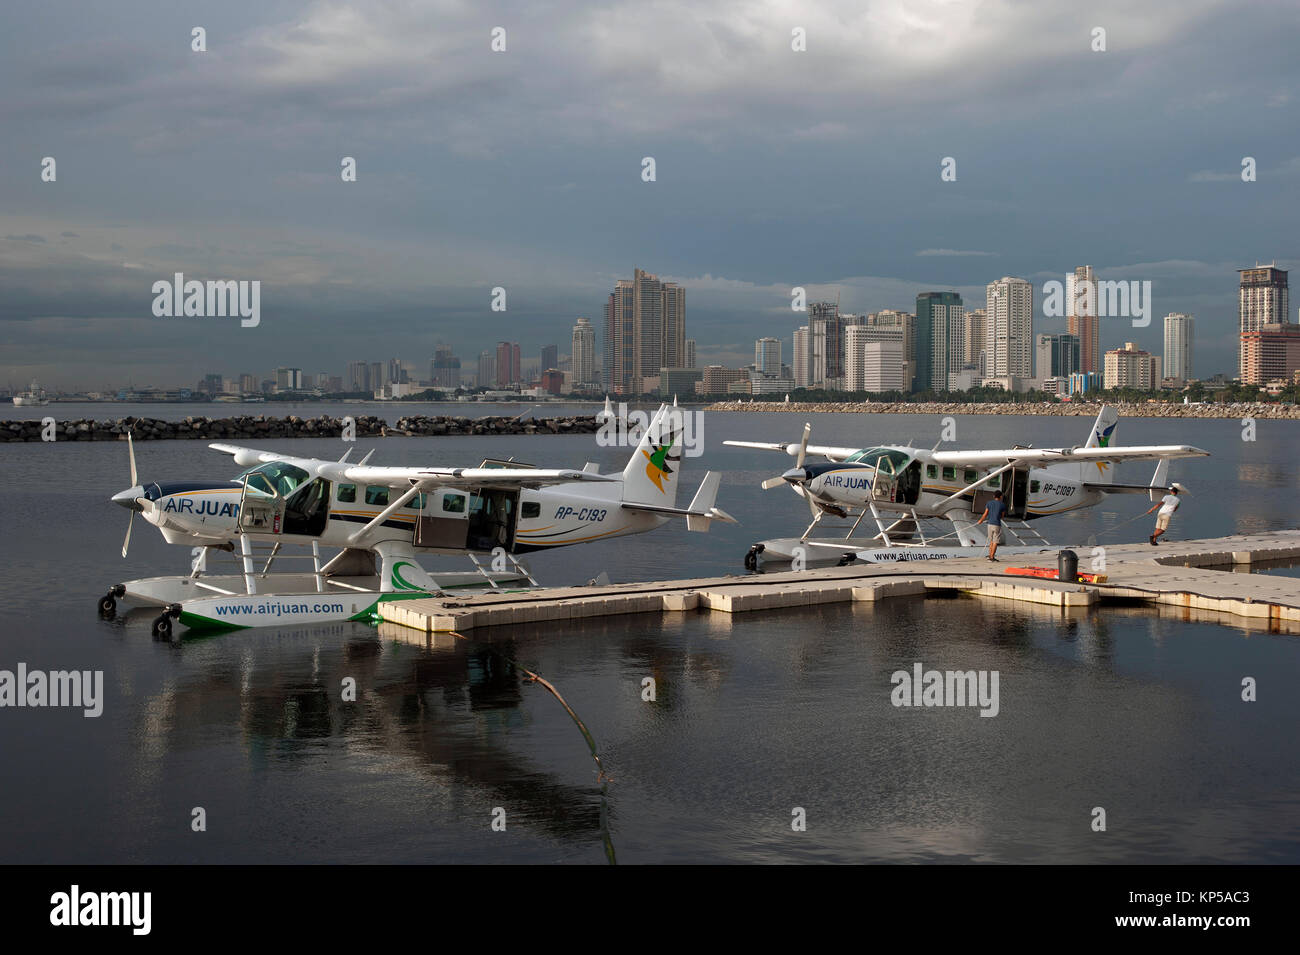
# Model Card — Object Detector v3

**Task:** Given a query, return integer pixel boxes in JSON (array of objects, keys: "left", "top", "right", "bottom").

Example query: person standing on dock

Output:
[
  {"left": 976, "top": 490, "right": 1006, "bottom": 562},
  {"left": 1145, "top": 484, "right": 1184, "bottom": 545}
]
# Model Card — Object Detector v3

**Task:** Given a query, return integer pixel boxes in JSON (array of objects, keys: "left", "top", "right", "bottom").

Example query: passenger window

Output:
[
  {"left": 365, "top": 486, "right": 389, "bottom": 506},
  {"left": 926, "top": 465, "right": 937, "bottom": 479},
  {"left": 963, "top": 469, "right": 977, "bottom": 484},
  {"left": 1030, "top": 480, "right": 1041, "bottom": 493},
  {"left": 337, "top": 484, "right": 356, "bottom": 503},
  {"left": 988, "top": 475, "right": 1000, "bottom": 489},
  {"left": 942, "top": 467, "right": 955, "bottom": 481},
  {"left": 442, "top": 495, "right": 466, "bottom": 513},
  {"left": 403, "top": 493, "right": 425, "bottom": 510},
  {"left": 521, "top": 501, "right": 540, "bottom": 519}
]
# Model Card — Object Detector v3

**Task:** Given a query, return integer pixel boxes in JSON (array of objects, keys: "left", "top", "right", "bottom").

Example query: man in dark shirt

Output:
[{"left": 976, "top": 490, "right": 1006, "bottom": 562}]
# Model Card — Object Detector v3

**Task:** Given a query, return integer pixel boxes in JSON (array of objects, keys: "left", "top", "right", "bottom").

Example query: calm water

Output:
[{"left": 1, "top": 411, "right": 1298, "bottom": 863}]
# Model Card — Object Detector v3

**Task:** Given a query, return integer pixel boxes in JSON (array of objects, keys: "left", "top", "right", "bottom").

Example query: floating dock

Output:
[{"left": 377, "top": 531, "right": 1300, "bottom": 635}]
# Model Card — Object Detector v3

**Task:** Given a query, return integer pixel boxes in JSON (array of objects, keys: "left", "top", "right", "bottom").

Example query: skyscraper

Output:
[
  {"left": 844, "top": 327, "right": 905, "bottom": 392},
  {"left": 603, "top": 268, "right": 686, "bottom": 394},
  {"left": 495, "top": 341, "right": 521, "bottom": 387},
  {"left": 915, "top": 292, "right": 964, "bottom": 392},
  {"left": 755, "top": 337, "right": 782, "bottom": 374},
  {"left": 1036, "top": 333, "right": 1081, "bottom": 379},
  {"left": 963, "top": 308, "right": 987, "bottom": 372},
  {"left": 793, "top": 326, "right": 811, "bottom": 388},
  {"left": 572, "top": 317, "right": 596, "bottom": 386},
  {"left": 1238, "top": 265, "right": 1289, "bottom": 380},
  {"left": 985, "top": 277, "right": 1034, "bottom": 380},
  {"left": 431, "top": 344, "right": 460, "bottom": 389},
  {"left": 477, "top": 351, "right": 495, "bottom": 390},
  {"left": 685, "top": 338, "right": 696, "bottom": 369},
  {"left": 1162, "top": 313, "right": 1194, "bottom": 382},
  {"left": 1067, "top": 266, "right": 1100, "bottom": 373},
  {"left": 867, "top": 310, "right": 916, "bottom": 391},
  {"left": 808, "top": 302, "right": 848, "bottom": 387},
  {"left": 1104, "top": 343, "right": 1161, "bottom": 390},
  {"left": 541, "top": 344, "right": 558, "bottom": 372}
]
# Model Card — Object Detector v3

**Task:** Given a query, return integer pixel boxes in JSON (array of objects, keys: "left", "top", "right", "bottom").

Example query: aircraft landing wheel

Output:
[
  {"left": 151, "top": 614, "right": 173, "bottom": 639},
  {"left": 744, "top": 543, "right": 765, "bottom": 570},
  {"left": 98, "top": 585, "right": 125, "bottom": 618}
]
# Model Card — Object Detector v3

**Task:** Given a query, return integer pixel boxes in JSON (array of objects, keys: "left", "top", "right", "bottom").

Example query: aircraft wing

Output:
[
  {"left": 209, "top": 444, "right": 619, "bottom": 488},
  {"left": 723, "top": 440, "right": 859, "bottom": 461},
  {"left": 928, "top": 444, "right": 1209, "bottom": 467},
  {"left": 334, "top": 465, "right": 619, "bottom": 489}
]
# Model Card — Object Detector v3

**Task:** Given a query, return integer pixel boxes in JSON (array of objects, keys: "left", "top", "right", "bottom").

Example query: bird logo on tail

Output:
[
  {"left": 642, "top": 429, "right": 680, "bottom": 493},
  {"left": 1094, "top": 421, "right": 1117, "bottom": 475}
]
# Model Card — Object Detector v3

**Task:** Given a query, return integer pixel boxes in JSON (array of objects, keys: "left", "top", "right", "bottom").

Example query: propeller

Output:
[
  {"left": 761, "top": 422, "right": 811, "bottom": 489},
  {"left": 123, "top": 431, "right": 139, "bottom": 557}
]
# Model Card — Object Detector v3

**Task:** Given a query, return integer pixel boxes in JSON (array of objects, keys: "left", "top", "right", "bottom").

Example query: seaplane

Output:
[
  {"left": 725, "top": 406, "right": 1208, "bottom": 567},
  {"left": 100, "top": 404, "right": 734, "bottom": 635}
]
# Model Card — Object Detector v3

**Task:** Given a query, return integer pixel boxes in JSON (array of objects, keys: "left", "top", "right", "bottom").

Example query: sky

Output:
[{"left": 2, "top": 0, "right": 1298, "bottom": 390}]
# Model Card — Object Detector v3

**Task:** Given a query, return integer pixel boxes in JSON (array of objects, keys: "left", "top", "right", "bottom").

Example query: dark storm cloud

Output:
[{"left": 1, "top": 0, "right": 1297, "bottom": 387}]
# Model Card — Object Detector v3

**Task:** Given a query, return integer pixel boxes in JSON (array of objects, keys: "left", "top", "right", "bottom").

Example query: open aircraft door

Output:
[{"left": 415, "top": 488, "right": 471, "bottom": 549}]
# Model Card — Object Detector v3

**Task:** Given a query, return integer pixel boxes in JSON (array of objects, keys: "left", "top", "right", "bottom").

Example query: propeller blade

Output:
[
  {"left": 122, "top": 510, "right": 134, "bottom": 559},
  {"left": 795, "top": 422, "right": 811, "bottom": 470},
  {"left": 127, "top": 430, "right": 138, "bottom": 486},
  {"left": 760, "top": 476, "right": 786, "bottom": 490}
]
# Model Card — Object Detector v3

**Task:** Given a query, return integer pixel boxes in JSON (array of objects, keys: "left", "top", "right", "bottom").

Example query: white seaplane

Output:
[
  {"left": 100, "top": 404, "right": 734, "bottom": 635},
  {"left": 726, "top": 406, "right": 1208, "bottom": 567}
]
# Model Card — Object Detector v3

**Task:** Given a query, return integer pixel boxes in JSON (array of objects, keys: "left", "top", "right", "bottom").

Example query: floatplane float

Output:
[
  {"left": 726, "top": 406, "right": 1208, "bottom": 567},
  {"left": 100, "top": 404, "right": 734, "bottom": 635}
]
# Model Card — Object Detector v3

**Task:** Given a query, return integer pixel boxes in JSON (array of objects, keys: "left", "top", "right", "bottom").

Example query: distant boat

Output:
[{"left": 12, "top": 381, "right": 49, "bottom": 406}]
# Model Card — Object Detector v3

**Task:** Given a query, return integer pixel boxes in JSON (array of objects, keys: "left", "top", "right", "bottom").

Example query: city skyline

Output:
[{"left": 3, "top": 2, "right": 1297, "bottom": 389}]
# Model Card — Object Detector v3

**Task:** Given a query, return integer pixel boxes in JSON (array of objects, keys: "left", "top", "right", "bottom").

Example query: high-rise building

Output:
[
  {"left": 495, "top": 341, "right": 521, "bottom": 387},
  {"left": 1241, "top": 324, "right": 1300, "bottom": 385},
  {"left": 431, "top": 344, "right": 460, "bottom": 390},
  {"left": 1238, "top": 265, "right": 1289, "bottom": 380},
  {"left": 865, "top": 310, "right": 916, "bottom": 391},
  {"left": 963, "top": 308, "right": 987, "bottom": 372},
  {"left": 368, "top": 362, "right": 383, "bottom": 392},
  {"left": 572, "top": 317, "right": 596, "bottom": 386},
  {"left": 239, "top": 373, "right": 257, "bottom": 394},
  {"left": 700, "top": 365, "right": 748, "bottom": 394},
  {"left": 792, "top": 326, "right": 811, "bottom": 388},
  {"left": 807, "top": 302, "right": 850, "bottom": 388},
  {"left": 603, "top": 269, "right": 686, "bottom": 394},
  {"left": 541, "top": 344, "right": 558, "bottom": 373},
  {"left": 844, "top": 328, "right": 905, "bottom": 392},
  {"left": 1036, "top": 333, "right": 1081, "bottom": 379},
  {"left": 1067, "top": 265, "right": 1100, "bottom": 373},
  {"left": 1162, "top": 313, "right": 1195, "bottom": 382},
  {"left": 346, "top": 361, "right": 369, "bottom": 393},
  {"left": 477, "top": 351, "right": 495, "bottom": 390},
  {"left": 685, "top": 339, "right": 696, "bottom": 370},
  {"left": 1103, "top": 342, "right": 1162, "bottom": 390},
  {"left": 275, "top": 367, "right": 303, "bottom": 391},
  {"left": 915, "top": 292, "right": 964, "bottom": 392},
  {"left": 985, "top": 277, "right": 1034, "bottom": 380},
  {"left": 755, "top": 337, "right": 782, "bottom": 374}
]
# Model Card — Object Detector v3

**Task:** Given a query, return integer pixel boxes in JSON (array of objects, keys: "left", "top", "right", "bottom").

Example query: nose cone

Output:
[
  {"left": 112, "top": 486, "right": 145, "bottom": 510},
  {"left": 781, "top": 467, "right": 809, "bottom": 484}
]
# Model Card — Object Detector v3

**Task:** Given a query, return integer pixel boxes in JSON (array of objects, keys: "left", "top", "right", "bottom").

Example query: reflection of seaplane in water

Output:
[
  {"left": 100, "top": 404, "right": 734, "bottom": 635},
  {"left": 726, "top": 406, "right": 1208, "bottom": 567}
]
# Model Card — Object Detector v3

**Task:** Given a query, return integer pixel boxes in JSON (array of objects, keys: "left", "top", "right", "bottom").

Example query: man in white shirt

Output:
[{"left": 1144, "top": 484, "right": 1184, "bottom": 545}]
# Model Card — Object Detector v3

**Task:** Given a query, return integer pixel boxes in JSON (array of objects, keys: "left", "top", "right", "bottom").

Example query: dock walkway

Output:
[{"left": 378, "top": 531, "right": 1300, "bottom": 634}]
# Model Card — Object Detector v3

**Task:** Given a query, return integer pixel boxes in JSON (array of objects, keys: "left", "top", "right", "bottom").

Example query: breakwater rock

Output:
[
  {"left": 704, "top": 400, "right": 1300, "bottom": 419},
  {"left": 0, "top": 414, "right": 600, "bottom": 441}
]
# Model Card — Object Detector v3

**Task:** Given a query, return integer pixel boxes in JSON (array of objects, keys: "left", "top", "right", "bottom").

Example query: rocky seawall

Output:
[
  {"left": 0, "top": 414, "right": 601, "bottom": 442},
  {"left": 705, "top": 400, "right": 1300, "bottom": 419}
]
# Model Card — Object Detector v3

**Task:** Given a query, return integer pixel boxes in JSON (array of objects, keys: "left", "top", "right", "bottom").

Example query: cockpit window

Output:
[
  {"left": 237, "top": 461, "right": 312, "bottom": 497},
  {"left": 844, "top": 447, "right": 912, "bottom": 474}
]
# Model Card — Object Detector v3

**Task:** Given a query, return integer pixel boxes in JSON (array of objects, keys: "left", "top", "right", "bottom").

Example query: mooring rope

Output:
[{"left": 448, "top": 632, "right": 617, "bottom": 865}]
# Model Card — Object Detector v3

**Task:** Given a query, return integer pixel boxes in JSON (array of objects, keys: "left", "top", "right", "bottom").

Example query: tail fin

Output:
[
  {"left": 1084, "top": 405, "right": 1119, "bottom": 484},
  {"left": 621, "top": 404, "right": 684, "bottom": 506}
]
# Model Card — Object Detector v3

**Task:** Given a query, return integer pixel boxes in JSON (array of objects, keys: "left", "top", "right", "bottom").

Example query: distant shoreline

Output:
[{"left": 704, "top": 400, "right": 1300, "bottom": 419}]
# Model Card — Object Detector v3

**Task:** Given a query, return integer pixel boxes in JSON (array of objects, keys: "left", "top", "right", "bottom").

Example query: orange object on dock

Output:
[{"left": 1005, "top": 566, "right": 1108, "bottom": 584}]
